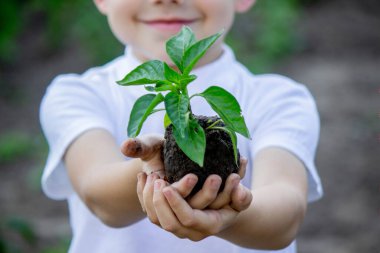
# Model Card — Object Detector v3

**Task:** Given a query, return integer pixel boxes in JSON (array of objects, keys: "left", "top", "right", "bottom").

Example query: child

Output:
[{"left": 40, "top": 0, "right": 323, "bottom": 252}]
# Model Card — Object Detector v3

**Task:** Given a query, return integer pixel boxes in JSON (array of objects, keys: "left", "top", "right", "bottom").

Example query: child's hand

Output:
[
  {"left": 136, "top": 160, "right": 252, "bottom": 241},
  {"left": 121, "top": 134, "right": 165, "bottom": 178},
  {"left": 170, "top": 157, "right": 250, "bottom": 211}
]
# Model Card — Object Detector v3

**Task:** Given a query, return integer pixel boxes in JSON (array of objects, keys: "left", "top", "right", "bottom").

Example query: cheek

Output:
[
  {"left": 106, "top": 4, "right": 137, "bottom": 45},
  {"left": 200, "top": 2, "right": 235, "bottom": 32}
]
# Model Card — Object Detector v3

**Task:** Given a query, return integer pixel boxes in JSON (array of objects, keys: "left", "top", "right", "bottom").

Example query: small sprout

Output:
[{"left": 117, "top": 26, "right": 250, "bottom": 167}]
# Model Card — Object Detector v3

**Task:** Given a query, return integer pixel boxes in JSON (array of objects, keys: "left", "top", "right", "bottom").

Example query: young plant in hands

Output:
[{"left": 117, "top": 26, "right": 251, "bottom": 194}]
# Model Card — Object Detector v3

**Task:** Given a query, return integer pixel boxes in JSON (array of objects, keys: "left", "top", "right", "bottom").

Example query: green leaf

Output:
[
  {"left": 164, "top": 113, "right": 172, "bottom": 128},
  {"left": 149, "top": 108, "right": 165, "bottom": 115},
  {"left": 164, "top": 62, "right": 182, "bottom": 84},
  {"left": 117, "top": 60, "right": 168, "bottom": 85},
  {"left": 180, "top": 74, "right": 197, "bottom": 88},
  {"left": 212, "top": 126, "right": 238, "bottom": 164},
  {"left": 144, "top": 85, "right": 155, "bottom": 92},
  {"left": 166, "top": 26, "right": 196, "bottom": 72},
  {"left": 154, "top": 82, "right": 176, "bottom": 92},
  {"left": 199, "top": 86, "right": 250, "bottom": 138},
  {"left": 182, "top": 30, "right": 223, "bottom": 75},
  {"left": 128, "top": 93, "right": 164, "bottom": 137},
  {"left": 172, "top": 118, "right": 206, "bottom": 167},
  {"left": 164, "top": 91, "right": 190, "bottom": 137}
]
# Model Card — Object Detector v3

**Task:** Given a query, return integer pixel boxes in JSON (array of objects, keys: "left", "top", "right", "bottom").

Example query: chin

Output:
[
  {"left": 131, "top": 46, "right": 175, "bottom": 66},
  {"left": 150, "top": 51, "right": 173, "bottom": 64}
]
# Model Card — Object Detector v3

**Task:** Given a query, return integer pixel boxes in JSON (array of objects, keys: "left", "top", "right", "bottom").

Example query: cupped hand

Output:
[
  {"left": 171, "top": 157, "right": 251, "bottom": 211},
  {"left": 136, "top": 157, "right": 252, "bottom": 241},
  {"left": 153, "top": 178, "right": 240, "bottom": 241}
]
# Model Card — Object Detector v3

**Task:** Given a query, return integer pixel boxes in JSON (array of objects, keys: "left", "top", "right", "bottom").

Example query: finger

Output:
[
  {"left": 162, "top": 186, "right": 198, "bottom": 228},
  {"left": 155, "top": 183, "right": 208, "bottom": 240},
  {"left": 230, "top": 184, "right": 253, "bottom": 212},
  {"left": 136, "top": 172, "right": 147, "bottom": 213},
  {"left": 121, "top": 134, "right": 165, "bottom": 174},
  {"left": 121, "top": 134, "right": 164, "bottom": 161},
  {"left": 153, "top": 180, "right": 187, "bottom": 238},
  {"left": 143, "top": 173, "right": 160, "bottom": 225},
  {"left": 163, "top": 187, "right": 238, "bottom": 236},
  {"left": 170, "top": 174, "right": 198, "bottom": 198},
  {"left": 188, "top": 175, "right": 221, "bottom": 209},
  {"left": 238, "top": 157, "right": 248, "bottom": 178},
  {"left": 208, "top": 173, "right": 240, "bottom": 210}
]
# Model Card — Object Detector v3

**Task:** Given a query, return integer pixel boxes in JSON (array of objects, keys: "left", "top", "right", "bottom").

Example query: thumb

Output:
[{"left": 121, "top": 134, "right": 164, "bottom": 161}]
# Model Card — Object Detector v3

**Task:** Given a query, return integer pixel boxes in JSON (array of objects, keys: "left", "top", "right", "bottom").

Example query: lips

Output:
[{"left": 141, "top": 18, "right": 197, "bottom": 32}]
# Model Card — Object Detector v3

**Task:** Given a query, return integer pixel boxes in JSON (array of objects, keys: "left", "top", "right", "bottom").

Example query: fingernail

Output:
[
  {"left": 211, "top": 178, "right": 221, "bottom": 189},
  {"left": 187, "top": 176, "right": 197, "bottom": 186},
  {"left": 233, "top": 175, "right": 240, "bottom": 186}
]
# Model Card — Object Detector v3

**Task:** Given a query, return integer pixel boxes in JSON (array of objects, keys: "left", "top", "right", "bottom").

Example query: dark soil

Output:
[{"left": 163, "top": 115, "right": 240, "bottom": 196}]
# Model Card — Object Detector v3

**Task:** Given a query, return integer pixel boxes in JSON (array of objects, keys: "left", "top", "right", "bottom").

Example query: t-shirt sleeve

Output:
[
  {"left": 40, "top": 74, "right": 115, "bottom": 200},
  {"left": 251, "top": 75, "right": 323, "bottom": 202}
]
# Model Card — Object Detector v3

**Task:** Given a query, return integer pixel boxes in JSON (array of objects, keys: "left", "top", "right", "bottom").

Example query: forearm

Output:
[
  {"left": 79, "top": 159, "right": 145, "bottom": 227},
  {"left": 217, "top": 183, "right": 307, "bottom": 250},
  {"left": 64, "top": 129, "right": 146, "bottom": 228}
]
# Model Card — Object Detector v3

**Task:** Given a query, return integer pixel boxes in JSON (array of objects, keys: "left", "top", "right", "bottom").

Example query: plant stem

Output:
[
  {"left": 206, "top": 119, "right": 223, "bottom": 129},
  {"left": 181, "top": 86, "right": 193, "bottom": 116}
]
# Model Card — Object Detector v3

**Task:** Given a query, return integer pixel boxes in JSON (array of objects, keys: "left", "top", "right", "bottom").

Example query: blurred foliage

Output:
[
  {"left": 0, "top": 1, "right": 22, "bottom": 63},
  {"left": 0, "top": 132, "right": 34, "bottom": 164},
  {"left": 0, "top": 130, "right": 49, "bottom": 194},
  {"left": 0, "top": 0, "right": 318, "bottom": 68},
  {"left": 0, "top": 131, "right": 47, "bottom": 165},
  {"left": 6, "top": 218, "right": 38, "bottom": 246},
  {"left": 0, "top": 0, "right": 122, "bottom": 65},
  {"left": 0, "top": 216, "right": 69, "bottom": 253},
  {"left": 0, "top": 217, "right": 36, "bottom": 253},
  {"left": 71, "top": 1, "right": 123, "bottom": 64},
  {"left": 228, "top": 0, "right": 303, "bottom": 72},
  {"left": 0, "top": 131, "right": 64, "bottom": 252},
  {"left": 39, "top": 239, "right": 70, "bottom": 253}
]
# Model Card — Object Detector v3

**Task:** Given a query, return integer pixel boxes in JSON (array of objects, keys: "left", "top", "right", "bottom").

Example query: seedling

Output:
[{"left": 118, "top": 26, "right": 250, "bottom": 193}]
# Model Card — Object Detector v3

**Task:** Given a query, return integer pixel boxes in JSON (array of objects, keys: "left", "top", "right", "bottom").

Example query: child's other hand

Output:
[{"left": 121, "top": 134, "right": 165, "bottom": 178}]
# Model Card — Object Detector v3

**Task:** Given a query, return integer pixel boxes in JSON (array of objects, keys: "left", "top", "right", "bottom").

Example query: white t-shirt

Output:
[{"left": 40, "top": 45, "right": 323, "bottom": 253}]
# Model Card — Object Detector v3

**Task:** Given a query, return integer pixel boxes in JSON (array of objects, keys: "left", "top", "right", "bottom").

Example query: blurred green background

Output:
[
  {"left": 0, "top": 0, "right": 312, "bottom": 68},
  {"left": 1, "top": 0, "right": 379, "bottom": 252}
]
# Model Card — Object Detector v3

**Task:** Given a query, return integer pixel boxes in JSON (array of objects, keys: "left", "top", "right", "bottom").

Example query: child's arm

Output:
[
  {"left": 217, "top": 147, "right": 308, "bottom": 249},
  {"left": 64, "top": 129, "right": 163, "bottom": 227},
  {"left": 137, "top": 147, "right": 307, "bottom": 250}
]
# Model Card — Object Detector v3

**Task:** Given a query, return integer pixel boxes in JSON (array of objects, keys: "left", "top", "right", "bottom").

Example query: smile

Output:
[{"left": 141, "top": 18, "right": 197, "bottom": 32}]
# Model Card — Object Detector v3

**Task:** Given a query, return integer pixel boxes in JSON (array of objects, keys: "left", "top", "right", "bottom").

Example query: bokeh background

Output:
[{"left": 1, "top": 0, "right": 379, "bottom": 252}]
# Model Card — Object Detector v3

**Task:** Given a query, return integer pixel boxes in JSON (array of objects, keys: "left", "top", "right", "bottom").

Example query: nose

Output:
[{"left": 150, "top": 0, "right": 183, "bottom": 4}]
